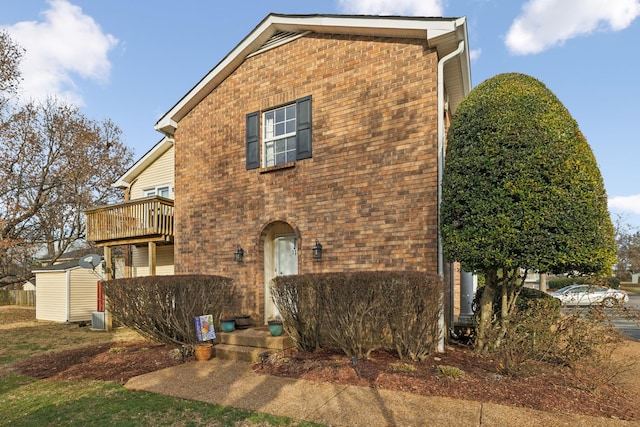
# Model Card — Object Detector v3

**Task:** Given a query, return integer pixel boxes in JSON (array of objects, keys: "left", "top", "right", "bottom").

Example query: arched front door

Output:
[{"left": 263, "top": 222, "right": 298, "bottom": 323}]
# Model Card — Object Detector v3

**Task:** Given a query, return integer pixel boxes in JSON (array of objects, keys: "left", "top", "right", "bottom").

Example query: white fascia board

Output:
[
  {"left": 154, "top": 14, "right": 465, "bottom": 135},
  {"left": 112, "top": 137, "right": 174, "bottom": 188}
]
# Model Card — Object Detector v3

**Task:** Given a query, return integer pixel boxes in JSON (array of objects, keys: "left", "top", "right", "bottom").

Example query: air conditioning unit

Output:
[{"left": 91, "top": 311, "right": 106, "bottom": 330}]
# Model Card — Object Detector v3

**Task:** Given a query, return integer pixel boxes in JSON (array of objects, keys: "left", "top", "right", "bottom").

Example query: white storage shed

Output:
[{"left": 33, "top": 260, "right": 101, "bottom": 323}]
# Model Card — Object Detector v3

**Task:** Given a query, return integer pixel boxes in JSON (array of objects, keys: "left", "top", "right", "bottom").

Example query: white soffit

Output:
[
  {"left": 155, "top": 14, "right": 469, "bottom": 135},
  {"left": 112, "top": 137, "right": 174, "bottom": 188}
]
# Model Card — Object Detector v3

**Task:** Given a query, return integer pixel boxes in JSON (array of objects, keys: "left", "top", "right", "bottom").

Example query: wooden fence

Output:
[{"left": 0, "top": 290, "right": 36, "bottom": 306}]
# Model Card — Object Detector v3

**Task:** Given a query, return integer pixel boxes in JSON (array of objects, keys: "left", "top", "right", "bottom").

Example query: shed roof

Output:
[{"left": 32, "top": 260, "right": 81, "bottom": 272}]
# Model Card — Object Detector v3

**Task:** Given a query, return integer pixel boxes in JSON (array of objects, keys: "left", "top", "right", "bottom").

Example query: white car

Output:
[{"left": 550, "top": 284, "right": 629, "bottom": 308}]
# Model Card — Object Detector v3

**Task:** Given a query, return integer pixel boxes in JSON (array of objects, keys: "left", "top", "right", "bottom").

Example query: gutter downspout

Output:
[
  {"left": 437, "top": 40, "right": 465, "bottom": 352},
  {"left": 66, "top": 269, "right": 71, "bottom": 322}
]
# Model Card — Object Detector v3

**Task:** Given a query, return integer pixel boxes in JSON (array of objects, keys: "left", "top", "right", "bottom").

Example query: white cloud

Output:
[
  {"left": 338, "top": 0, "right": 444, "bottom": 16},
  {"left": 469, "top": 48, "right": 482, "bottom": 61},
  {"left": 505, "top": 0, "right": 640, "bottom": 55},
  {"left": 609, "top": 195, "right": 640, "bottom": 215},
  {"left": 2, "top": 0, "right": 118, "bottom": 105}
]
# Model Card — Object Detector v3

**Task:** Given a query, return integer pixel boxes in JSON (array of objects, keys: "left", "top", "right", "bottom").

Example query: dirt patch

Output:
[
  {"left": 5, "top": 305, "right": 640, "bottom": 421},
  {"left": 254, "top": 342, "right": 640, "bottom": 421},
  {"left": 11, "top": 340, "right": 186, "bottom": 385}
]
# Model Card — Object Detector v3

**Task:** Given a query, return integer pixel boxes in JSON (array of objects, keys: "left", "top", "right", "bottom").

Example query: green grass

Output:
[
  {"left": 0, "top": 306, "right": 324, "bottom": 427},
  {"left": 0, "top": 377, "right": 318, "bottom": 427}
]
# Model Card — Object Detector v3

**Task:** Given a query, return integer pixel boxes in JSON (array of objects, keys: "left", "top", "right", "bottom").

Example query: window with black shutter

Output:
[{"left": 245, "top": 96, "right": 312, "bottom": 170}]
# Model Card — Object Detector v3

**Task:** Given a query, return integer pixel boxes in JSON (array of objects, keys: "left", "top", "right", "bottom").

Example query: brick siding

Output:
[{"left": 174, "top": 33, "right": 441, "bottom": 321}]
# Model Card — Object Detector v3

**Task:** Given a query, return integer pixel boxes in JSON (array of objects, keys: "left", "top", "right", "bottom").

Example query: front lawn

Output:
[{"left": 0, "top": 306, "right": 322, "bottom": 427}]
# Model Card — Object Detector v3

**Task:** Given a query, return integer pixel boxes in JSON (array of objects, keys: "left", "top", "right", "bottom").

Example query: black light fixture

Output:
[
  {"left": 312, "top": 240, "right": 323, "bottom": 259},
  {"left": 234, "top": 245, "right": 244, "bottom": 263}
]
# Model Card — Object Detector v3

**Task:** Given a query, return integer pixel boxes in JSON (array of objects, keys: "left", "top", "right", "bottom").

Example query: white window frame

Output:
[
  {"left": 144, "top": 185, "right": 171, "bottom": 198},
  {"left": 263, "top": 103, "right": 297, "bottom": 167}
]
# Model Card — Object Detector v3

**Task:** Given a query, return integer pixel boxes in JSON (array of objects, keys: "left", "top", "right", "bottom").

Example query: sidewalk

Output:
[{"left": 125, "top": 358, "right": 634, "bottom": 427}]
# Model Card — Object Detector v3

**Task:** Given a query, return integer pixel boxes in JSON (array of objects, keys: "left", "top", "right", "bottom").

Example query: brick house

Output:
[{"left": 151, "top": 13, "right": 472, "bottom": 325}]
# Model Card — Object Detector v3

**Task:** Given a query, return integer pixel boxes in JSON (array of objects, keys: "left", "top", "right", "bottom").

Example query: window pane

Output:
[
  {"left": 286, "top": 105, "right": 296, "bottom": 119},
  {"left": 275, "top": 139, "right": 286, "bottom": 152},
  {"left": 286, "top": 150, "right": 296, "bottom": 163},
  {"left": 287, "top": 137, "right": 297, "bottom": 150},
  {"left": 275, "top": 152, "right": 286, "bottom": 165},
  {"left": 275, "top": 108, "right": 285, "bottom": 122},
  {"left": 265, "top": 111, "right": 274, "bottom": 122},
  {"left": 285, "top": 120, "right": 295, "bottom": 133},
  {"left": 275, "top": 123, "right": 285, "bottom": 136},
  {"left": 158, "top": 187, "right": 170, "bottom": 197},
  {"left": 265, "top": 143, "right": 274, "bottom": 167}
]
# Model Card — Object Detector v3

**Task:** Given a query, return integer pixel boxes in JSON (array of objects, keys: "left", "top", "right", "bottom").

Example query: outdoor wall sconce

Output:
[
  {"left": 234, "top": 246, "right": 244, "bottom": 263},
  {"left": 312, "top": 240, "right": 323, "bottom": 259}
]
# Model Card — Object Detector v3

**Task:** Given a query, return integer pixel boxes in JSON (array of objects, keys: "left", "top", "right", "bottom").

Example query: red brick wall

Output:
[{"left": 174, "top": 33, "right": 441, "bottom": 320}]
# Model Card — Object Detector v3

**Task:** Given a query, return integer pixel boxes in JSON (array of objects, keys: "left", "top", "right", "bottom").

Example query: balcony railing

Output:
[{"left": 85, "top": 196, "right": 174, "bottom": 246}]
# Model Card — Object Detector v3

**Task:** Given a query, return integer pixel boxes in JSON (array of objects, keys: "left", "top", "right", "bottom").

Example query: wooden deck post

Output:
[
  {"left": 104, "top": 246, "right": 112, "bottom": 280},
  {"left": 148, "top": 241, "right": 157, "bottom": 276}
]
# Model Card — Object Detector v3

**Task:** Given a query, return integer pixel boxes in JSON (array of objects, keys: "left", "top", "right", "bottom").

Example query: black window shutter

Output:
[
  {"left": 246, "top": 111, "right": 259, "bottom": 170},
  {"left": 296, "top": 96, "right": 312, "bottom": 160}
]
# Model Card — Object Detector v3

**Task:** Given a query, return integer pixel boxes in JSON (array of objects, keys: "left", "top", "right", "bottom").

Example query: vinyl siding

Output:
[
  {"left": 129, "top": 145, "right": 175, "bottom": 200},
  {"left": 35, "top": 271, "right": 68, "bottom": 322},
  {"left": 131, "top": 245, "right": 175, "bottom": 277},
  {"left": 68, "top": 269, "right": 99, "bottom": 322},
  {"left": 35, "top": 268, "right": 99, "bottom": 322}
]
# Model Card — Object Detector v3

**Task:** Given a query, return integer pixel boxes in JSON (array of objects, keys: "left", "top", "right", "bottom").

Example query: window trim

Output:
[
  {"left": 262, "top": 103, "right": 297, "bottom": 168},
  {"left": 245, "top": 95, "right": 312, "bottom": 171},
  {"left": 143, "top": 184, "right": 172, "bottom": 198}
]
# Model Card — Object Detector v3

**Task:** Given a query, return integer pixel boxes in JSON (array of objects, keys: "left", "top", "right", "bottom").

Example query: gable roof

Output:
[
  {"left": 155, "top": 13, "right": 471, "bottom": 136},
  {"left": 112, "top": 136, "right": 174, "bottom": 189}
]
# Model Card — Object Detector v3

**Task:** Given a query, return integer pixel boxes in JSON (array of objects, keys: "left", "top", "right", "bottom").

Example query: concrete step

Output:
[
  {"left": 215, "top": 344, "right": 268, "bottom": 363},
  {"left": 216, "top": 327, "right": 294, "bottom": 350},
  {"left": 213, "top": 327, "right": 295, "bottom": 363}
]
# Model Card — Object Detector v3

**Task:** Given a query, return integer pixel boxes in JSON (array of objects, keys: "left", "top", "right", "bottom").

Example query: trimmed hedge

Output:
[
  {"left": 271, "top": 271, "right": 443, "bottom": 361},
  {"left": 103, "top": 275, "right": 238, "bottom": 345}
]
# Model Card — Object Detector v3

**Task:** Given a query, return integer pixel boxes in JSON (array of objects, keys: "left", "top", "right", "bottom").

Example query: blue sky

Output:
[{"left": 3, "top": 0, "right": 640, "bottom": 227}]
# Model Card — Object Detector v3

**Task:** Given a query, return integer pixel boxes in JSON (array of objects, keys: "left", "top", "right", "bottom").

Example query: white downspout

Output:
[
  {"left": 66, "top": 269, "right": 71, "bottom": 322},
  {"left": 437, "top": 40, "right": 465, "bottom": 352}
]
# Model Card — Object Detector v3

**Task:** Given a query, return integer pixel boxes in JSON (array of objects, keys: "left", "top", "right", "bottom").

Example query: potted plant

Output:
[
  {"left": 235, "top": 313, "right": 251, "bottom": 329},
  {"left": 267, "top": 316, "right": 284, "bottom": 336},
  {"left": 193, "top": 314, "right": 216, "bottom": 361},
  {"left": 220, "top": 315, "right": 236, "bottom": 333},
  {"left": 193, "top": 342, "right": 214, "bottom": 360}
]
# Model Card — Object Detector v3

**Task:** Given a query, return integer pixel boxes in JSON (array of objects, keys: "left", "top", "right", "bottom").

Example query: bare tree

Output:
[
  {"left": 613, "top": 214, "right": 640, "bottom": 280},
  {"left": 0, "top": 33, "right": 133, "bottom": 282},
  {"left": 0, "top": 30, "right": 23, "bottom": 111}
]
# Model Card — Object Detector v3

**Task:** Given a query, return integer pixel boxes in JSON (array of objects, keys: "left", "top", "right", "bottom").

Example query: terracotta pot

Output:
[{"left": 194, "top": 343, "right": 214, "bottom": 361}]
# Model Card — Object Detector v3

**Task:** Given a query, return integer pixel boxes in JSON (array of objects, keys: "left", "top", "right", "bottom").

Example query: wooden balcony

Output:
[{"left": 85, "top": 196, "right": 174, "bottom": 246}]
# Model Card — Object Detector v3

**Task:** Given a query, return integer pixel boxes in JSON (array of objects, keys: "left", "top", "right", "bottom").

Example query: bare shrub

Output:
[
  {"left": 273, "top": 271, "right": 444, "bottom": 361},
  {"left": 386, "top": 272, "right": 443, "bottom": 361},
  {"left": 486, "top": 296, "right": 636, "bottom": 390},
  {"left": 104, "top": 275, "right": 238, "bottom": 345},
  {"left": 316, "top": 272, "right": 392, "bottom": 359},
  {"left": 485, "top": 298, "right": 563, "bottom": 375},
  {"left": 271, "top": 275, "right": 322, "bottom": 352}
]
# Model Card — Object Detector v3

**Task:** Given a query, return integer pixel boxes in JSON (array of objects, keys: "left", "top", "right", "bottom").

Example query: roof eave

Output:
[
  {"left": 112, "top": 137, "right": 174, "bottom": 188},
  {"left": 154, "top": 14, "right": 470, "bottom": 136}
]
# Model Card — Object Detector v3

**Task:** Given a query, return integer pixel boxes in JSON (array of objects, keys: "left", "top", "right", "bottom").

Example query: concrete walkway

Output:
[{"left": 125, "top": 358, "right": 635, "bottom": 427}]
